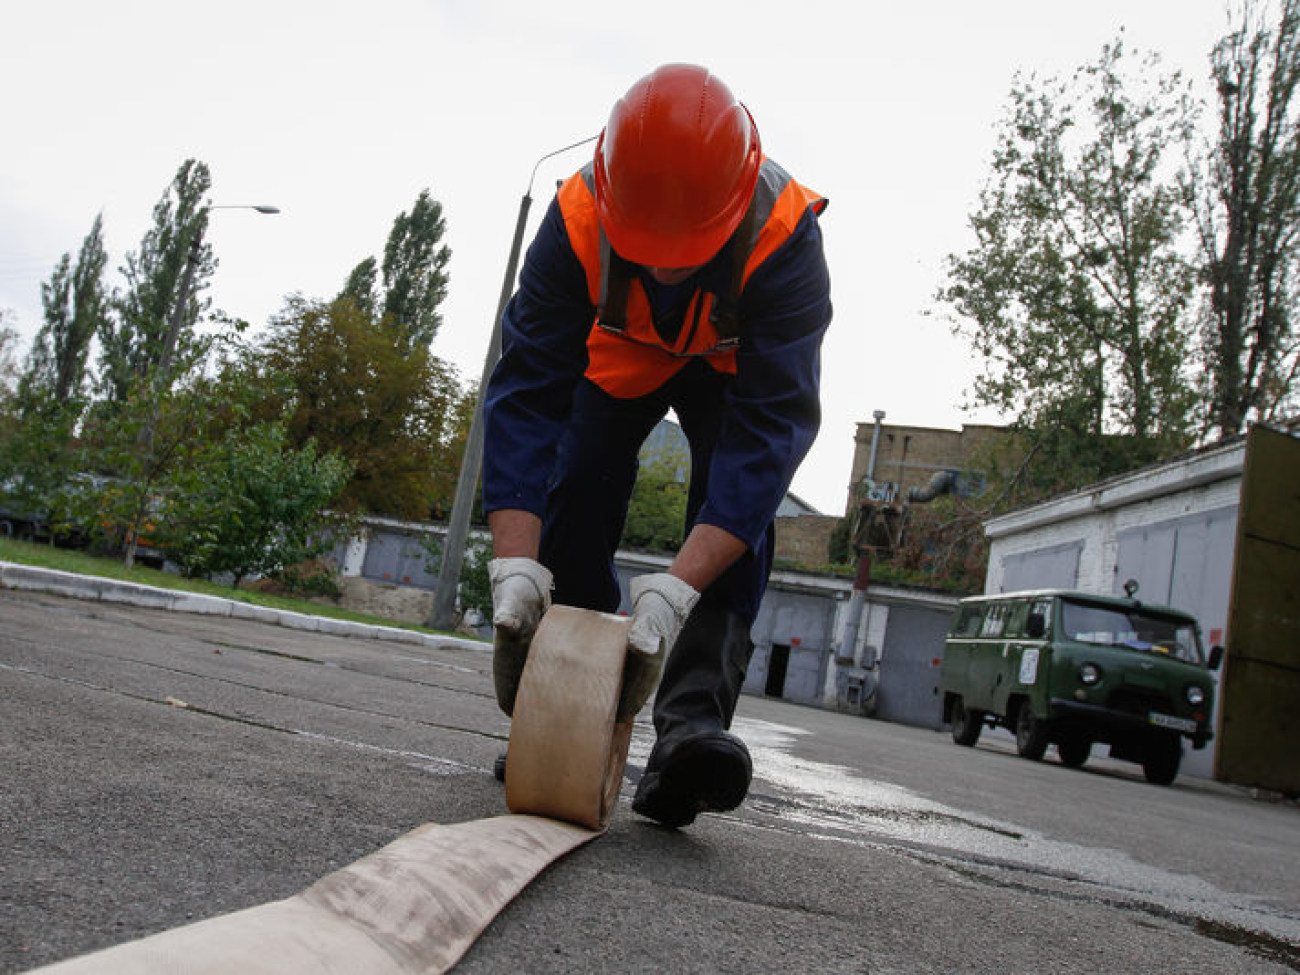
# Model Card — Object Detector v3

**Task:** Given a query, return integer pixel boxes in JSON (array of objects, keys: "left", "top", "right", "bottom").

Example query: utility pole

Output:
[
  {"left": 427, "top": 137, "right": 596, "bottom": 631},
  {"left": 835, "top": 410, "right": 886, "bottom": 664},
  {"left": 424, "top": 193, "right": 531, "bottom": 628}
]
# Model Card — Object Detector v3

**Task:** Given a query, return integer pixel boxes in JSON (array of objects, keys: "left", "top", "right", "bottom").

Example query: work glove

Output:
[
  {"left": 489, "top": 557, "right": 553, "bottom": 716},
  {"left": 618, "top": 573, "right": 700, "bottom": 722}
]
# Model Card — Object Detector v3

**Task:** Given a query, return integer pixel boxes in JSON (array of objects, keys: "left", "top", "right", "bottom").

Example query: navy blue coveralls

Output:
[{"left": 481, "top": 169, "right": 831, "bottom": 626}]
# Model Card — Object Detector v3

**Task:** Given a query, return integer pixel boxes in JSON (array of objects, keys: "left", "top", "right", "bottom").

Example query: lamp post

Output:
[
  {"left": 427, "top": 137, "right": 596, "bottom": 631},
  {"left": 124, "top": 203, "right": 279, "bottom": 569}
]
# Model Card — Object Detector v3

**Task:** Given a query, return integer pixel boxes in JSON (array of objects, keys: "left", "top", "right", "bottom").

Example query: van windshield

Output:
[{"left": 1060, "top": 599, "right": 1203, "bottom": 664}]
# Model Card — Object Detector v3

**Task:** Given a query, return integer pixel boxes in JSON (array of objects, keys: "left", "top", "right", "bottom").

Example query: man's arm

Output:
[
  {"left": 667, "top": 523, "right": 748, "bottom": 592},
  {"left": 481, "top": 195, "right": 594, "bottom": 523},
  {"left": 489, "top": 508, "right": 542, "bottom": 560}
]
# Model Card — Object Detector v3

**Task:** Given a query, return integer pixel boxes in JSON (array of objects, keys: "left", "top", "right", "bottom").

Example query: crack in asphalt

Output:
[
  {"left": 0, "top": 627, "right": 503, "bottom": 740},
  {"left": 929, "top": 850, "right": 1300, "bottom": 971}
]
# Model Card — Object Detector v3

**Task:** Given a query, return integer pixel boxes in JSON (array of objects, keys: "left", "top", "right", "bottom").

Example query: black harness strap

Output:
[
  {"left": 709, "top": 202, "right": 759, "bottom": 349},
  {"left": 596, "top": 232, "right": 636, "bottom": 333},
  {"left": 596, "top": 203, "right": 758, "bottom": 347},
  {"left": 591, "top": 158, "right": 792, "bottom": 349}
]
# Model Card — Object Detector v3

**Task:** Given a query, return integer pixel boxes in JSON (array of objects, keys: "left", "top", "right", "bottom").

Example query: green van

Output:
[{"left": 939, "top": 587, "right": 1223, "bottom": 785}]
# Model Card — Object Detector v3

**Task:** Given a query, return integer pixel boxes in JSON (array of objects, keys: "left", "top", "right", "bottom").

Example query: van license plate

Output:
[{"left": 1149, "top": 712, "right": 1196, "bottom": 733}]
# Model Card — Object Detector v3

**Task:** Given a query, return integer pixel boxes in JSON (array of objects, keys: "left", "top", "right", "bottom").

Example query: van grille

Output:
[{"left": 1107, "top": 687, "right": 1174, "bottom": 717}]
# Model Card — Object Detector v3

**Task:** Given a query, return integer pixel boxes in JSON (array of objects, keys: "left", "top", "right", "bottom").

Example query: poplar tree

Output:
[
  {"left": 339, "top": 189, "right": 452, "bottom": 352},
  {"left": 382, "top": 189, "right": 451, "bottom": 350},
  {"left": 22, "top": 213, "right": 110, "bottom": 408},
  {"left": 99, "top": 159, "right": 214, "bottom": 401}
]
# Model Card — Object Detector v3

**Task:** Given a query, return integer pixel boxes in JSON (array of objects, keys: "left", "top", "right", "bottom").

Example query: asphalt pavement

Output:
[{"left": 2, "top": 564, "right": 1299, "bottom": 974}]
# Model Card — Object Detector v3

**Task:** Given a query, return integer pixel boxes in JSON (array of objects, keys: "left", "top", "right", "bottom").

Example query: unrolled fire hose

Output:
[{"left": 31, "top": 605, "right": 634, "bottom": 974}]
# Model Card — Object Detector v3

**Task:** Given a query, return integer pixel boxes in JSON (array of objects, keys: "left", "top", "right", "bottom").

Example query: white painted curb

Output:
[{"left": 0, "top": 561, "right": 486, "bottom": 653}]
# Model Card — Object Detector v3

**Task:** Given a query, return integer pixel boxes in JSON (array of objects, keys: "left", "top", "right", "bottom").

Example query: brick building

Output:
[
  {"left": 770, "top": 419, "right": 1016, "bottom": 568},
  {"left": 845, "top": 420, "right": 1008, "bottom": 516}
]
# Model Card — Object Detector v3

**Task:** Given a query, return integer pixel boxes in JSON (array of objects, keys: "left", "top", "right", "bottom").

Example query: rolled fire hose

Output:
[{"left": 30, "top": 605, "right": 634, "bottom": 974}]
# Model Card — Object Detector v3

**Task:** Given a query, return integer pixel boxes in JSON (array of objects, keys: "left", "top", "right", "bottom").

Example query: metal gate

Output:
[
  {"left": 360, "top": 529, "right": 437, "bottom": 588},
  {"left": 745, "top": 590, "right": 835, "bottom": 707},
  {"left": 874, "top": 603, "right": 951, "bottom": 729}
]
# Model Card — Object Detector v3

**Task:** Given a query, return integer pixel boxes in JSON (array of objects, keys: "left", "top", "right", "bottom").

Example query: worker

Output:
[{"left": 482, "top": 63, "right": 831, "bottom": 828}]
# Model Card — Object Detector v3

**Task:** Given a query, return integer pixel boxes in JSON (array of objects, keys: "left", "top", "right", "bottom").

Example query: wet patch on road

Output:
[{"left": 729, "top": 715, "right": 1300, "bottom": 969}]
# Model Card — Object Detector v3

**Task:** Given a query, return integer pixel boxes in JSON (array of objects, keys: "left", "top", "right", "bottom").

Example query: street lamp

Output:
[
  {"left": 426, "top": 137, "right": 597, "bottom": 631},
  {"left": 124, "top": 202, "right": 279, "bottom": 568}
]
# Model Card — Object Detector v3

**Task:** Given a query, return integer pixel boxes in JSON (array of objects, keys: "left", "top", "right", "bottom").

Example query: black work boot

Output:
[{"left": 632, "top": 605, "right": 754, "bottom": 828}]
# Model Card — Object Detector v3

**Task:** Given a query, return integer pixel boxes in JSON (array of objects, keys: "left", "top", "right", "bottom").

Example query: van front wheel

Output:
[
  {"left": 1015, "top": 706, "right": 1049, "bottom": 761},
  {"left": 1142, "top": 736, "right": 1182, "bottom": 786},
  {"left": 950, "top": 698, "right": 983, "bottom": 747}
]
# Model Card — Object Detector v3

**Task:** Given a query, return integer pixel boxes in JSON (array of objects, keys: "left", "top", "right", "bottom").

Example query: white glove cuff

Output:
[
  {"left": 630, "top": 573, "right": 700, "bottom": 623},
  {"left": 488, "top": 557, "right": 553, "bottom": 600}
]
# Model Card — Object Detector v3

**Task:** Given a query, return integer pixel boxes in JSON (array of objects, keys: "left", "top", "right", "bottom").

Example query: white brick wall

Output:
[{"left": 985, "top": 443, "right": 1245, "bottom": 596}]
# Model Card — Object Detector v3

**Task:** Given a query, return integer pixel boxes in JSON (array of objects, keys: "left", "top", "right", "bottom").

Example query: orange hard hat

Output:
[{"left": 593, "top": 63, "right": 762, "bottom": 269}]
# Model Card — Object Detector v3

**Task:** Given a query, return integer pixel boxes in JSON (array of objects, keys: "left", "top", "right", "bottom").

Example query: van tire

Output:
[
  {"left": 950, "top": 698, "right": 983, "bottom": 747},
  {"left": 1057, "top": 736, "right": 1090, "bottom": 769},
  {"left": 1014, "top": 705, "right": 1049, "bottom": 761},
  {"left": 1142, "top": 736, "right": 1182, "bottom": 786}
]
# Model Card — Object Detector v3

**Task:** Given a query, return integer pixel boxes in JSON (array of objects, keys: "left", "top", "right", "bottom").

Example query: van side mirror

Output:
[
  {"left": 1208, "top": 645, "right": 1224, "bottom": 671},
  {"left": 1026, "top": 612, "right": 1046, "bottom": 639}
]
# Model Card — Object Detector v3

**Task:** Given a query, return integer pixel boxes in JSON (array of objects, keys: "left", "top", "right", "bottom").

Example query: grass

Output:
[{"left": 0, "top": 537, "right": 454, "bottom": 637}]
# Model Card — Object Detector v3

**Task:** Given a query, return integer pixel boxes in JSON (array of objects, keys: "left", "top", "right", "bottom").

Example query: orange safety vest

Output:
[{"left": 556, "top": 159, "right": 827, "bottom": 399}]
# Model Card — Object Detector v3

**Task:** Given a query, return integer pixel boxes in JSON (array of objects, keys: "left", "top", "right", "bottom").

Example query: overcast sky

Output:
[{"left": 0, "top": 0, "right": 1236, "bottom": 514}]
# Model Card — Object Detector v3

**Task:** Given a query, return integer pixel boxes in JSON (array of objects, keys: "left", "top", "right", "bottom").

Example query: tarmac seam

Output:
[
  {"left": 0, "top": 603, "right": 507, "bottom": 741},
  {"left": 0, "top": 657, "right": 507, "bottom": 764}
]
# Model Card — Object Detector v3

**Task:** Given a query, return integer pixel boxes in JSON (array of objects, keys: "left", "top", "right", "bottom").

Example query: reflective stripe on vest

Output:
[{"left": 556, "top": 159, "right": 826, "bottom": 399}]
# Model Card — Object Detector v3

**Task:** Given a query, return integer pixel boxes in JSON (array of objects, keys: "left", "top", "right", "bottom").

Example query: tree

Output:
[
  {"left": 1187, "top": 0, "right": 1300, "bottom": 435},
  {"left": 382, "top": 190, "right": 451, "bottom": 349},
  {"left": 22, "top": 213, "right": 110, "bottom": 408},
  {"left": 1, "top": 315, "right": 62, "bottom": 541},
  {"left": 258, "top": 295, "right": 471, "bottom": 517},
  {"left": 939, "top": 41, "right": 1200, "bottom": 494},
  {"left": 418, "top": 532, "right": 493, "bottom": 621},
  {"left": 0, "top": 313, "right": 19, "bottom": 400},
  {"left": 155, "top": 421, "right": 351, "bottom": 588},
  {"left": 887, "top": 497, "right": 989, "bottom": 593},
  {"left": 426, "top": 380, "right": 476, "bottom": 521},
  {"left": 84, "top": 364, "right": 214, "bottom": 564},
  {"left": 623, "top": 456, "right": 688, "bottom": 551},
  {"left": 0, "top": 312, "right": 85, "bottom": 544},
  {"left": 340, "top": 190, "right": 452, "bottom": 351},
  {"left": 100, "top": 159, "right": 214, "bottom": 402},
  {"left": 338, "top": 257, "right": 379, "bottom": 320}
]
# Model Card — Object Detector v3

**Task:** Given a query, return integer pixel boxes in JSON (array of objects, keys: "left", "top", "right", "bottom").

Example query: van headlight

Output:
[
  {"left": 1186, "top": 685, "right": 1206, "bottom": 706},
  {"left": 1079, "top": 663, "right": 1101, "bottom": 686}
]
